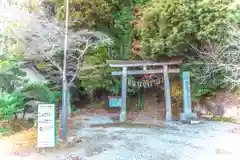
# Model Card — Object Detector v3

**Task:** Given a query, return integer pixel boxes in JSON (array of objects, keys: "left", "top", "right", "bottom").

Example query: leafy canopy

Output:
[{"left": 140, "top": 0, "right": 240, "bottom": 59}]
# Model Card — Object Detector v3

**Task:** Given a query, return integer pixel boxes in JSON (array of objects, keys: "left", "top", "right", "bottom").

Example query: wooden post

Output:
[
  {"left": 120, "top": 67, "right": 127, "bottom": 122},
  {"left": 163, "top": 65, "right": 172, "bottom": 121}
]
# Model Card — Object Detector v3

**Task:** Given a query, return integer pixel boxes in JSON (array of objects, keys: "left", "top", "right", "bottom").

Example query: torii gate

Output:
[{"left": 107, "top": 59, "right": 197, "bottom": 122}]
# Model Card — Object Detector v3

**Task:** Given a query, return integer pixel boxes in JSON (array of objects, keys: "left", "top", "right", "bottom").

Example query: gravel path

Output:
[
  {"left": 42, "top": 120, "right": 240, "bottom": 160},
  {"left": 2, "top": 117, "right": 240, "bottom": 160}
]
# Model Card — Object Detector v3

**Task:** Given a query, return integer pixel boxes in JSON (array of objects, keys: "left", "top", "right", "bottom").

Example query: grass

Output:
[
  {"left": 0, "top": 128, "right": 9, "bottom": 136},
  {"left": 211, "top": 116, "right": 237, "bottom": 123},
  {"left": 0, "top": 120, "right": 34, "bottom": 137}
]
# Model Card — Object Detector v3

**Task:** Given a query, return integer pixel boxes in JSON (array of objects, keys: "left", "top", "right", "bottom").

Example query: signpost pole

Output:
[{"left": 61, "top": 0, "right": 70, "bottom": 140}]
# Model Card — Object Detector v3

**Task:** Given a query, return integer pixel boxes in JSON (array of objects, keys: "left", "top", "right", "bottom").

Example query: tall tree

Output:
[
  {"left": 1, "top": 0, "right": 110, "bottom": 113},
  {"left": 140, "top": 0, "right": 240, "bottom": 59}
]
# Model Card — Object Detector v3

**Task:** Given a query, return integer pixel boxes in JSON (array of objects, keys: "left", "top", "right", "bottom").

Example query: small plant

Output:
[{"left": 212, "top": 116, "right": 236, "bottom": 123}]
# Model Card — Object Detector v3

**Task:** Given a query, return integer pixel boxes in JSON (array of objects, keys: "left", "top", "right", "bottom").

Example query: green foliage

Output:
[
  {"left": 182, "top": 63, "right": 225, "bottom": 100},
  {"left": 49, "top": 0, "right": 138, "bottom": 89},
  {"left": 140, "top": 0, "right": 240, "bottom": 99},
  {"left": 140, "top": 0, "right": 240, "bottom": 59},
  {"left": 51, "top": 0, "right": 147, "bottom": 94},
  {"left": 195, "top": 0, "right": 240, "bottom": 40},
  {"left": 83, "top": 46, "right": 109, "bottom": 65},
  {"left": 54, "top": 0, "right": 112, "bottom": 28},
  {"left": 111, "top": 2, "right": 135, "bottom": 43},
  {"left": 0, "top": 7, "right": 28, "bottom": 120},
  {"left": 21, "top": 83, "right": 57, "bottom": 104},
  {"left": 191, "top": 82, "right": 218, "bottom": 100},
  {"left": 0, "top": 18, "right": 26, "bottom": 93},
  {"left": 0, "top": 82, "right": 59, "bottom": 120},
  {"left": 108, "top": 0, "right": 147, "bottom": 59},
  {"left": 0, "top": 92, "right": 25, "bottom": 120},
  {"left": 0, "top": 59, "right": 15, "bottom": 70},
  {"left": 133, "top": 0, "right": 148, "bottom": 4},
  {"left": 212, "top": 116, "right": 236, "bottom": 123},
  {"left": 94, "top": 1, "right": 136, "bottom": 59},
  {"left": 109, "top": 6, "right": 135, "bottom": 59},
  {"left": 79, "top": 46, "right": 117, "bottom": 92},
  {"left": 0, "top": 63, "right": 27, "bottom": 93},
  {"left": 141, "top": 0, "right": 193, "bottom": 57}
]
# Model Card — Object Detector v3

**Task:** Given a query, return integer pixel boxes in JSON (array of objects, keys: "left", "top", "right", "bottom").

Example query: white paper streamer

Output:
[{"left": 127, "top": 77, "right": 164, "bottom": 88}]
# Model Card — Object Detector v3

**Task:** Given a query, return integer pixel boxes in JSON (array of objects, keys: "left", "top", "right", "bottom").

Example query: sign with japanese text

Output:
[
  {"left": 109, "top": 96, "right": 122, "bottom": 108},
  {"left": 37, "top": 104, "right": 56, "bottom": 148}
]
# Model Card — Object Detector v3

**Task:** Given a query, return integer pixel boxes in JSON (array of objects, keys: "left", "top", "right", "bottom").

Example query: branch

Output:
[
  {"left": 1, "top": 2, "right": 110, "bottom": 60},
  {"left": 1, "top": 1, "right": 111, "bottom": 87},
  {"left": 80, "top": 64, "right": 107, "bottom": 71},
  {"left": 67, "top": 37, "right": 103, "bottom": 86},
  {"left": 187, "top": 25, "right": 240, "bottom": 87},
  {"left": 44, "top": 56, "right": 63, "bottom": 73}
]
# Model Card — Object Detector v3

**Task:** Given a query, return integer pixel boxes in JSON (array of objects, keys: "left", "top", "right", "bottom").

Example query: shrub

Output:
[
  {"left": 21, "top": 83, "right": 57, "bottom": 104},
  {"left": 0, "top": 92, "right": 25, "bottom": 120}
]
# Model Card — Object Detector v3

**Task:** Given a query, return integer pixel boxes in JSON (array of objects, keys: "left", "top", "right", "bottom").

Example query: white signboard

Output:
[{"left": 37, "top": 104, "right": 56, "bottom": 148}]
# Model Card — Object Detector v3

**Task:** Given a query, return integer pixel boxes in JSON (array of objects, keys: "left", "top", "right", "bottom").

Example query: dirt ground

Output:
[
  {"left": 2, "top": 88, "right": 239, "bottom": 160},
  {"left": 77, "top": 89, "right": 181, "bottom": 125},
  {"left": 1, "top": 112, "right": 240, "bottom": 160}
]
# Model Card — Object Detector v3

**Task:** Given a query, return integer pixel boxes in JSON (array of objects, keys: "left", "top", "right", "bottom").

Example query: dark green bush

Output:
[{"left": 0, "top": 92, "right": 25, "bottom": 120}]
